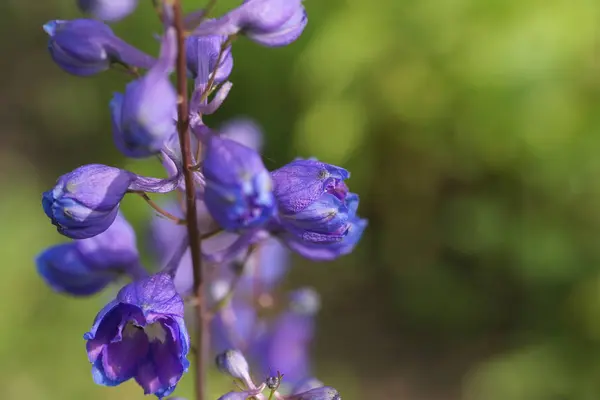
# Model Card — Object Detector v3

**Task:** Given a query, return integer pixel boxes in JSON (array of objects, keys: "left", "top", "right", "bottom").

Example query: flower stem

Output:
[
  {"left": 172, "top": 2, "right": 208, "bottom": 400},
  {"left": 135, "top": 192, "right": 185, "bottom": 224}
]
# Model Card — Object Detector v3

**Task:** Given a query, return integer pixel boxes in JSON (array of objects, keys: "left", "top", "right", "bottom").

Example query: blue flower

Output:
[
  {"left": 84, "top": 273, "right": 190, "bottom": 398},
  {"left": 43, "top": 19, "right": 154, "bottom": 76},
  {"left": 42, "top": 163, "right": 181, "bottom": 239},
  {"left": 110, "top": 28, "right": 177, "bottom": 158},
  {"left": 36, "top": 212, "right": 142, "bottom": 296},
  {"left": 77, "top": 0, "right": 138, "bottom": 22},
  {"left": 220, "top": 118, "right": 264, "bottom": 152},
  {"left": 271, "top": 159, "right": 366, "bottom": 259},
  {"left": 193, "top": 0, "right": 307, "bottom": 47},
  {"left": 203, "top": 135, "right": 276, "bottom": 231},
  {"left": 253, "top": 288, "right": 320, "bottom": 385}
]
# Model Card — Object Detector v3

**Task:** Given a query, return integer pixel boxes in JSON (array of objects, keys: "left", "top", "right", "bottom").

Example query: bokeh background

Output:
[{"left": 2, "top": 0, "right": 600, "bottom": 399}]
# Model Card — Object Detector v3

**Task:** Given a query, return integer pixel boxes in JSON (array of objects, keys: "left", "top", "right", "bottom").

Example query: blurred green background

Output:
[{"left": 2, "top": 0, "right": 600, "bottom": 399}]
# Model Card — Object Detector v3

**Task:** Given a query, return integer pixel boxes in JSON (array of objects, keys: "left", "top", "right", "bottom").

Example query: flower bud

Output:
[
  {"left": 43, "top": 163, "right": 181, "bottom": 239},
  {"left": 36, "top": 213, "right": 141, "bottom": 296},
  {"left": 43, "top": 19, "right": 153, "bottom": 76},
  {"left": 203, "top": 135, "right": 276, "bottom": 231},
  {"left": 77, "top": 0, "right": 138, "bottom": 22},
  {"left": 193, "top": 0, "right": 307, "bottom": 47},
  {"left": 42, "top": 164, "right": 131, "bottom": 239},
  {"left": 111, "top": 28, "right": 177, "bottom": 158},
  {"left": 215, "top": 350, "right": 253, "bottom": 388},
  {"left": 288, "top": 387, "right": 341, "bottom": 400}
]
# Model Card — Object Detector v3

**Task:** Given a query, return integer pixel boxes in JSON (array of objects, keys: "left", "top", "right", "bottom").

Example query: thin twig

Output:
[
  {"left": 173, "top": 2, "right": 208, "bottom": 400},
  {"left": 136, "top": 192, "right": 186, "bottom": 224}
]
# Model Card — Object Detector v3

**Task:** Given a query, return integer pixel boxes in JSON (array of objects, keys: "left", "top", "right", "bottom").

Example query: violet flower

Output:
[
  {"left": 44, "top": 19, "right": 153, "bottom": 76},
  {"left": 36, "top": 212, "right": 143, "bottom": 296},
  {"left": 110, "top": 28, "right": 177, "bottom": 158},
  {"left": 84, "top": 273, "right": 190, "bottom": 398},
  {"left": 193, "top": 0, "right": 307, "bottom": 47},
  {"left": 271, "top": 159, "right": 366, "bottom": 260},
  {"left": 42, "top": 163, "right": 181, "bottom": 239},
  {"left": 202, "top": 135, "right": 275, "bottom": 231}
]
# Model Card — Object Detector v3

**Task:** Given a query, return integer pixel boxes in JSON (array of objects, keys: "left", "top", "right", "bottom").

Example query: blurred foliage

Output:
[{"left": 2, "top": 0, "right": 600, "bottom": 399}]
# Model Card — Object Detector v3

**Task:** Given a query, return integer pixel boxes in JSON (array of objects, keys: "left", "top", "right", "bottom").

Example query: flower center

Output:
[{"left": 123, "top": 321, "right": 167, "bottom": 343}]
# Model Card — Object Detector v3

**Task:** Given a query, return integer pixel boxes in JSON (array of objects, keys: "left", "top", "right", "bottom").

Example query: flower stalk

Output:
[{"left": 172, "top": 1, "right": 208, "bottom": 399}]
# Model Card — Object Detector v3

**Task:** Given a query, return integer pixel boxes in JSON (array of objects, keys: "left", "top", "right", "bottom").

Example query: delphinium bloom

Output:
[
  {"left": 202, "top": 134, "right": 276, "bottom": 231},
  {"left": 193, "top": 0, "right": 307, "bottom": 47},
  {"left": 42, "top": 163, "right": 181, "bottom": 239},
  {"left": 84, "top": 273, "right": 189, "bottom": 398},
  {"left": 110, "top": 28, "right": 178, "bottom": 158},
  {"left": 271, "top": 159, "right": 367, "bottom": 260},
  {"left": 36, "top": 212, "right": 144, "bottom": 295},
  {"left": 44, "top": 19, "right": 153, "bottom": 76},
  {"left": 38, "top": 0, "right": 364, "bottom": 398}
]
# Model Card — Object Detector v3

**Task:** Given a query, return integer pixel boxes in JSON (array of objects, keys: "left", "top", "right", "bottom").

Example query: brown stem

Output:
[
  {"left": 173, "top": 2, "right": 208, "bottom": 400},
  {"left": 136, "top": 192, "right": 185, "bottom": 224}
]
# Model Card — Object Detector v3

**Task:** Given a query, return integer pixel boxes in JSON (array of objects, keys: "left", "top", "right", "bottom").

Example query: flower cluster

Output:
[{"left": 37, "top": 0, "right": 365, "bottom": 399}]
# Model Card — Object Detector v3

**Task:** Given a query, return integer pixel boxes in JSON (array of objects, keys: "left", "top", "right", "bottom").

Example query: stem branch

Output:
[{"left": 136, "top": 192, "right": 185, "bottom": 224}]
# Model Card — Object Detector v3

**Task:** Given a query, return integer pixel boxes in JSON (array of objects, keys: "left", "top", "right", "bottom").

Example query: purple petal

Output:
[
  {"left": 101, "top": 324, "right": 149, "bottom": 381},
  {"left": 116, "top": 273, "right": 184, "bottom": 319}
]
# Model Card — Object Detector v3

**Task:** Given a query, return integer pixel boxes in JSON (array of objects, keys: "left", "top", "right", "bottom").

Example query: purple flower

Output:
[
  {"left": 203, "top": 135, "right": 276, "bottom": 231},
  {"left": 193, "top": 0, "right": 307, "bottom": 47},
  {"left": 237, "top": 237, "right": 289, "bottom": 296},
  {"left": 211, "top": 298, "right": 257, "bottom": 353},
  {"left": 271, "top": 159, "right": 366, "bottom": 260},
  {"left": 77, "top": 0, "right": 138, "bottom": 22},
  {"left": 285, "top": 215, "right": 368, "bottom": 261},
  {"left": 84, "top": 273, "right": 190, "bottom": 398},
  {"left": 42, "top": 163, "right": 180, "bottom": 239},
  {"left": 287, "top": 387, "right": 341, "bottom": 400},
  {"left": 186, "top": 35, "right": 233, "bottom": 83},
  {"left": 36, "top": 212, "right": 142, "bottom": 296},
  {"left": 111, "top": 28, "right": 177, "bottom": 158},
  {"left": 44, "top": 19, "right": 153, "bottom": 76},
  {"left": 254, "top": 288, "right": 320, "bottom": 385},
  {"left": 220, "top": 118, "right": 264, "bottom": 151}
]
